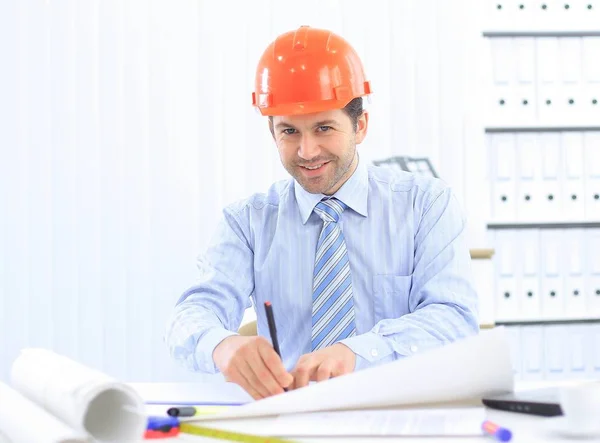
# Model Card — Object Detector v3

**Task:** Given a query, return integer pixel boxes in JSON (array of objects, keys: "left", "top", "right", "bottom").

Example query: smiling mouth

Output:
[{"left": 300, "top": 161, "right": 330, "bottom": 170}]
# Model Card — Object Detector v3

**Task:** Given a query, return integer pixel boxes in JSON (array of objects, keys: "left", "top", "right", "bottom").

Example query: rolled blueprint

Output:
[
  {"left": 10, "top": 348, "right": 147, "bottom": 442},
  {"left": 0, "top": 381, "right": 89, "bottom": 443}
]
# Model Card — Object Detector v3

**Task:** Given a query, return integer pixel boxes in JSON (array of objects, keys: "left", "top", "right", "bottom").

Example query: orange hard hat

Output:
[{"left": 251, "top": 26, "right": 371, "bottom": 116}]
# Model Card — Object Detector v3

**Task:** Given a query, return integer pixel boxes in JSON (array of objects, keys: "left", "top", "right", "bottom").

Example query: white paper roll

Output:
[
  {"left": 10, "top": 349, "right": 147, "bottom": 442},
  {"left": 0, "top": 381, "right": 89, "bottom": 443}
]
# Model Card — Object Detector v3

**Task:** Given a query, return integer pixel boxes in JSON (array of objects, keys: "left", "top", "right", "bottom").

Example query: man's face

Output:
[{"left": 270, "top": 109, "right": 368, "bottom": 195}]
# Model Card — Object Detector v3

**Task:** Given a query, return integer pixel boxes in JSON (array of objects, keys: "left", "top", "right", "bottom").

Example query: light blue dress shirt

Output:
[{"left": 165, "top": 157, "right": 479, "bottom": 374}]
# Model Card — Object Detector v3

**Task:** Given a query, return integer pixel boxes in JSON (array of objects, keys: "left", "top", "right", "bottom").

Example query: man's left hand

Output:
[{"left": 290, "top": 343, "right": 356, "bottom": 389}]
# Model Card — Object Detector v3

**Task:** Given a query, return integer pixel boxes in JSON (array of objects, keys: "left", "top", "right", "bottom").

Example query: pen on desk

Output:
[
  {"left": 482, "top": 420, "right": 512, "bottom": 442},
  {"left": 264, "top": 301, "right": 282, "bottom": 357},
  {"left": 264, "top": 301, "right": 288, "bottom": 392}
]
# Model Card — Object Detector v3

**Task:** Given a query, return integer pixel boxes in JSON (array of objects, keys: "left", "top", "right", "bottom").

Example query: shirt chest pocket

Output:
[{"left": 373, "top": 274, "right": 413, "bottom": 321}]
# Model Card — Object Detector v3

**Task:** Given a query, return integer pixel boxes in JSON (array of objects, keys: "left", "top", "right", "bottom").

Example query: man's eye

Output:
[
  {"left": 318, "top": 126, "right": 332, "bottom": 132},
  {"left": 282, "top": 128, "right": 297, "bottom": 135}
]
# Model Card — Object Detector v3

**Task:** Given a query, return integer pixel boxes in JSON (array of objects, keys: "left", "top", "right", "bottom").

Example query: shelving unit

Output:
[
  {"left": 481, "top": 1, "right": 600, "bottom": 381},
  {"left": 488, "top": 221, "right": 600, "bottom": 229},
  {"left": 496, "top": 318, "right": 600, "bottom": 326},
  {"left": 483, "top": 31, "right": 600, "bottom": 37},
  {"left": 485, "top": 124, "right": 600, "bottom": 132}
]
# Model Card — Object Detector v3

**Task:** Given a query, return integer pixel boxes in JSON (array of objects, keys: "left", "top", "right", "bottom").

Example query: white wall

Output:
[{"left": 0, "top": 0, "right": 485, "bottom": 383}]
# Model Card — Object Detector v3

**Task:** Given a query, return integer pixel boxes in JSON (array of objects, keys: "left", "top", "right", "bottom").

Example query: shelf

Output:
[
  {"left": 470, "top": 249, "right": 495, "bottom": 259},
  {"left": 487, "top": 221, "right": 600, "bottom": 229},
  {"left": 496, "top": 318, "right": 600, "bottom": 326},
  {"left": 483, "top": 30, "right": 600, "bottom": 37},
  {"left": 479, "top": 323, "right": 496, "bottom": 330},
  {"left": 485, "top": 124, "right": 600, "bottom": 133}
]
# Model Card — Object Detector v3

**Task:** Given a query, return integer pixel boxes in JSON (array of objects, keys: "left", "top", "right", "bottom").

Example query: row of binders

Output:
[
  {"left": 486, "top": 37, "right": 600, "bottom": 124},
  {"left": 504, "top": 323, "right": 600, "bottom": 381},
  {"left": 488, "top": 131, "right": 600, "bottom": 222},
  {"left": 491, "top": 228, "right": 600, "bottom": 322},
  {"left": 484, "top": 0, "right": 600, "bottom": 31}
]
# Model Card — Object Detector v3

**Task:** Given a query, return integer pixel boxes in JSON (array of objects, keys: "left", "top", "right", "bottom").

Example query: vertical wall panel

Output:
[{"left": 0, "top": 0, "right": 19, "bottom": 382}]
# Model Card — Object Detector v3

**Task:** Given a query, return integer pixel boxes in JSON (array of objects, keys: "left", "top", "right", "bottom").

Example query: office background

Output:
[{"left": 0, "top": 0, "right": 598, "bottom": 384}]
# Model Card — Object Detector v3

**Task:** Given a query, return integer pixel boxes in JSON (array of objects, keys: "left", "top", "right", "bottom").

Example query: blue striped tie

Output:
[{"left": 311, "top": 198, "right": 356, "bottom": 351}]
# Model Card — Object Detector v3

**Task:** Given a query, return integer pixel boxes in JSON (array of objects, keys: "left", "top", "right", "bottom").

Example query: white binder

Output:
[
  {"left": 538, "top": 133, "right": 562, "bottom": 220},
  {"left": 588, "top": 276, "right": 600, "bottom": 319},
  {"left": 514, "top": 37, "right": 537, "bottom": 122},
  {"left": 565, "top": 324, "right": 590, "bottom": 379},
  {"left": 536, "top": 37, "right": 560, "bottom": 122},
  {"left": 561, "top": 132, "right": 585, "bottom": 221},
  {"left": 543, "top": 325, "right": 567, "bottom": 380},
  {"left": 494, "top": 229, "right": 520, "bottom": 321},
  {"left": 521, "top": 325, "right": 544, "bottom": 381},
  {"left": 558, "top": 37, "right": 584, "bottom": 123},
  {"left": 540, "top": 229, "right": 565, "bottom": 319},
  {"left": 489, "top": 38, "right": 516, "bottom": 124},
  {"left": 584, "top": 132, "right": 600, "bottom": 220},
  {"left": 518, "top": 229, "right": 541, "bottom": 320},
  {"left": 544, "top": 1, "right": 567, "bottom": 30},
  {"left": 490, "top": 133, "right": 517, "bottom": 221},
  {"left": 571, "top": 0, "right": 600, "bottom": 31},
  {"left": 484, "top": 0, "right": 521, "bottom": 31},
  {"left": 513, "top": 1, "right": 536, "bottom": 31},
  {"left": 516, "top": 133, "right": 541, "bottom": 221},
  {"left": 592, "top": 324, "right": 600, "bottom": 376},
  {"left": 587, "top": 229, "right": 600, "bottom": 317},
  {"left": 582, "top": 37, "right": 600, "bottom": 121},
  {"left": 563, "top": 229, "right": 587, "bottom": 319},
  {"left": 505, "top": 325, "right": 523, "bottom": 381}
]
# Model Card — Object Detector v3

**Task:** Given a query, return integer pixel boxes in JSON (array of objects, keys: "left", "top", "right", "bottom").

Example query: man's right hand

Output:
[{"left": 213, "top": 335, "right": 293, "bottom": 400}]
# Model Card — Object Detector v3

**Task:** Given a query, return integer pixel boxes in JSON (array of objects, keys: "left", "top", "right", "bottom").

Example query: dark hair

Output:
[
  {"left": 268, "top": 97, "right": 364, "bottom": 135},
  {"left": 342, "top": 97, "right": 364, "bottom": 131}
]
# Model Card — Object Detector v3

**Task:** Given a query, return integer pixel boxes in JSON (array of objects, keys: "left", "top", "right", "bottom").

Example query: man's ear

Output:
[{"left": 355, "top": 111, "right": 369, "bottom": 144}]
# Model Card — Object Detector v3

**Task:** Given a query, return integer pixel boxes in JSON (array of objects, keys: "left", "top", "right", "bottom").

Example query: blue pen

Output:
[
  {"left": 147, "top": 415, "right": 179, "bottom": 431},
  {"left": 482, "top": 420, "right": 512, "bottom": 442}
]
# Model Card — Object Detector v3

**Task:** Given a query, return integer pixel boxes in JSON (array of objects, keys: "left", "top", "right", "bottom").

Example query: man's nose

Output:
[{"left": 298, "top": 134, "right": 321, "bottom": 160}]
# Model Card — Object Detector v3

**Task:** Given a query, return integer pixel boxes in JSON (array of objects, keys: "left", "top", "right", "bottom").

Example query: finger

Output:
[
  {"left": 257, "top": 340, "right": 293, "bottom": 388},
  {"left": 247, "top": 345, "right": 286, "bottom": 396},
  {"left": 293, "top": 358, "right": 315, "bottom": 389},
  {"left": 228, "top": 364, "right": 263, "bottom": 400},
  {"left": 331, "top": 359, "right": 348, "bottom": 378},
  {"left": 314, "top": 359, "right": 336, "bottom": 382},
  {"left": 236, "top": 356, "right": 271, "bottom": 399}
]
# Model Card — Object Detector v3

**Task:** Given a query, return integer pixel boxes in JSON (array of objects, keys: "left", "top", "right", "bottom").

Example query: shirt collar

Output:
[{"left": 294, "top": 156, "right": 369, "bottom": 225}]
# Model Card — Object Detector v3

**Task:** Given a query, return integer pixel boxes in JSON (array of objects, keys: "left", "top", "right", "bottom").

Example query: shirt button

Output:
[
  {"left": 370, "top": 349, "right": 379, "bottom": 357},
  {"left": 410, "top": 345, "right": 418, "bottom": 353}
]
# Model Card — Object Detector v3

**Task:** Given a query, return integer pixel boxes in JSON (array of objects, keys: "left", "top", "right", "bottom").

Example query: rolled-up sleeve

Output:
[
  {"left": 341, "top": 186, "right": 479, "bottom": 370},
  {"left": 164, "top": 206, "right": 254, "bottom": 374}
]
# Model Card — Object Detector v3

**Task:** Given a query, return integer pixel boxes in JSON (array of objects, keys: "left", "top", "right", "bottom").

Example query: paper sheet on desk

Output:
[
  {"left": 129, "top": 381, "right": 253, "bottom": 405},
  {"left": 189, "top": 327, "right": 514, "bottom": 421},
  {"left": 268, "top": 408, "right": 487, "bottom": 437},
  {"left": 194, "top": 408, "right": 487, "bottom": 438}
]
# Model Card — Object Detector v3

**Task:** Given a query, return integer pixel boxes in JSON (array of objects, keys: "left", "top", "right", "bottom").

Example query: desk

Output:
[{"left": 128, "top": 380, "right": 594, "bottom": 443}]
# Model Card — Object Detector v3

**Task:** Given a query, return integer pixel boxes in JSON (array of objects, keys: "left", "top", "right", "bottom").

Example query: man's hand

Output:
[
  {"left": 291, "top": 343, "right": 356, "bottom": 389},
  {"left": 213, "top": 336, "right": 293, "bottom": 400}
]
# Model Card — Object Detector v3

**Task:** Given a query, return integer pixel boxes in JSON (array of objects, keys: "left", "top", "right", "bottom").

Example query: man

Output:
[{"left": 165, "top": 26, "right": 479, "bottom": 400}]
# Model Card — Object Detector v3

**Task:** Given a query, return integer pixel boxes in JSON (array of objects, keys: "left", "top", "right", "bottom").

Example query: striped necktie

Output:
[{"left": 311, "top": 197, "right": 356, "bottom": 351}]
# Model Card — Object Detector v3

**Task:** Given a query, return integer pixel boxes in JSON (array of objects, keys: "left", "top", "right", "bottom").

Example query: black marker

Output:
[
  {"left": 264, "top": 301, "right": 287, "bottom": 392},
  {"left": 167, "top": 406, "right": 196, "bottom": 417}
]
